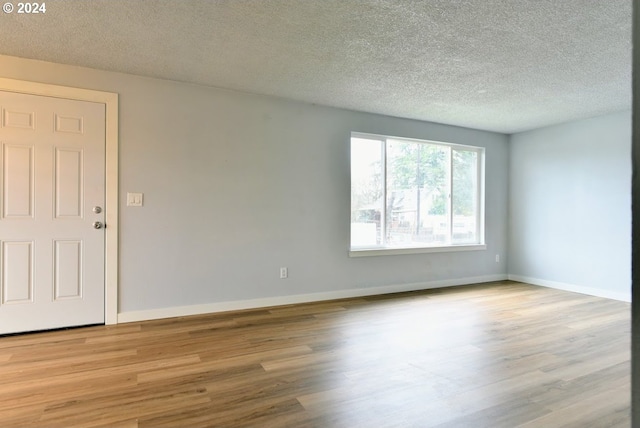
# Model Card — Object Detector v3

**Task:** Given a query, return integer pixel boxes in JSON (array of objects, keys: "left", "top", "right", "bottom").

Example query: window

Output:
[{"left": 350, "top": 133, "right": 484, "bottom": 255}]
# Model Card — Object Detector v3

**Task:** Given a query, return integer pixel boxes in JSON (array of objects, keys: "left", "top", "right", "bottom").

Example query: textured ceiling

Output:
[{"left": 0, "top": 0, "right": 631, "bottom": 133}]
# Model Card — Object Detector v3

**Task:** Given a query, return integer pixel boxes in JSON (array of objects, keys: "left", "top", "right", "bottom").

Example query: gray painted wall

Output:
[
  {"left": 509, "top": 111, "right": 631, "bottom": 299},
  {"left": 0, "top": 55, "right": 509, "bottom": 315}
]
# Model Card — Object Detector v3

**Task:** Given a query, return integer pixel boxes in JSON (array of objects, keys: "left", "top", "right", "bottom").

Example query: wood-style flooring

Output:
[{"left": 0, "top": 281, "right": 631, "bottom": 427}]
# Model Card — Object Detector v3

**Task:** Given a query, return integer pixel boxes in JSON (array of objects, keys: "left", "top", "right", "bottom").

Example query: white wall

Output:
[
  {"left": 509, "top": 111, "right": 631, "bottom": 301},
  {"left": 0, "top": 55, "right": 509, "bottom": 319}
]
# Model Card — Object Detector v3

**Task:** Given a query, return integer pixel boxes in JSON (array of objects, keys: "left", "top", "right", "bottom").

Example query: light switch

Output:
[{"left": 127, "top": 192, "right": 143, "bottom": 207}]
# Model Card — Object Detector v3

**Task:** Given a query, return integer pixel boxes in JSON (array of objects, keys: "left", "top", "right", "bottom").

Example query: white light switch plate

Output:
[{"left": 127, "top": 192, "right": 143, "bottom": 207}]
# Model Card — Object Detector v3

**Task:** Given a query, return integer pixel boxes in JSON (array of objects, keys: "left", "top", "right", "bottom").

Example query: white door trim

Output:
[{"left": 0, "top": 78, "right": 118, "bottom": 325}]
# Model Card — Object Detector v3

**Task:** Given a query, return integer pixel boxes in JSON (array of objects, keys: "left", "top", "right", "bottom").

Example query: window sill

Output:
[{"left": 349, "top": 244, "right": 486, "bottom": 257}]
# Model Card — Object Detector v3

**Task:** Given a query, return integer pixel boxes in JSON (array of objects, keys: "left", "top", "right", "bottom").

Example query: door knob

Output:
[{"left": 93, "top": 221, "right": 104, "bottom": 229}]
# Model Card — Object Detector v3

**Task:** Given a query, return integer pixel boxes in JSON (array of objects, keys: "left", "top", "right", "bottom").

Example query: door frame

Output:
[{"left": 0, "top": 78, "right": 119, "bottom": 325}]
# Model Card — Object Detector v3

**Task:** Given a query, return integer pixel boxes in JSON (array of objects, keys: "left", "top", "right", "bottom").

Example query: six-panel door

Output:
[{"left": 0, "top": 91, "right": 105, "bottom": 334}]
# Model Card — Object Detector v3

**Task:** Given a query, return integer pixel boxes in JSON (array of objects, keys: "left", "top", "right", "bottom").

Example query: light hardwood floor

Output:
[{"left": 0, "top": 281, "right": 630, "bottom": 427}]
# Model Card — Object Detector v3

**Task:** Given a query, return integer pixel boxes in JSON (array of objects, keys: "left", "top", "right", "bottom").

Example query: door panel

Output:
[
  {"left": 54, "top": 240, "right": 82, "bottom": 300},
  {"left": 3, "top": 108, "right": 35, "bottom": 129},
  {"left": 3, "top": 144, "right": 34, "bottom": 218},
  {"left": 1, "top": 241, "right": 33, "bottom": 304},
  {"left": 0, "top": 91, "right": 105, "bottom": 334},
  {"left": 55, "top": 148, "right": 83, "bottom": 218}
]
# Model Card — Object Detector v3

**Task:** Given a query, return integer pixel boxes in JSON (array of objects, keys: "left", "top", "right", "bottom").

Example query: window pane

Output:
[
  {"left": 351, "top": 138, "right": 383, "bottom": 247},
  {"left": 386, "top": 140, "right": 449, "bottom": 247},
  {"left": 452, "top": 149, "right": 478, "bottom": 244}
]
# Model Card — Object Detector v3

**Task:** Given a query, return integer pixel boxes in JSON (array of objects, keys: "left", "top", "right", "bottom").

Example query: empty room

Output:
[{"left": 0, "top": 1, "right": 633, "bottom": 427}]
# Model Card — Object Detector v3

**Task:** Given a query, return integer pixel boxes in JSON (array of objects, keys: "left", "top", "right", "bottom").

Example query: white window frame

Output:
[{"left": 350, "top": 132, "right": 486, "bottom": 257}]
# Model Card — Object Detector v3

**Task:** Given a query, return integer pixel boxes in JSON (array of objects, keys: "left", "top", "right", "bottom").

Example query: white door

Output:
[{"left": 0, "top": 91, "right": 106, "bottom": 334}]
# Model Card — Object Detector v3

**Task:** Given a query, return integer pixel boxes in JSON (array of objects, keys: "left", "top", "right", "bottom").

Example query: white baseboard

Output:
[
  {"left": 508, "top": 274, "right": 631, "bottom": 302},
  {"left": 117, "top": 274, "right": 508, "bottom": 323}
]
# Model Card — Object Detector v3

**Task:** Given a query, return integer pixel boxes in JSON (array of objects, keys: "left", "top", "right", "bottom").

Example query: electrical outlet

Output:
[
  {"left": 495, "top": 254, "right": 500, "bottom": 263},
  {"left": 280, "top": 267, "right": 288, "bottom": 279}
]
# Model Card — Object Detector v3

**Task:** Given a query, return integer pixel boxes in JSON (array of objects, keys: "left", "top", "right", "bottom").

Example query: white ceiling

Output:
[{"left": 0, "top": 0, "right": 631, "bottom": 134}]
